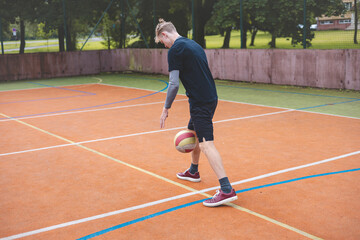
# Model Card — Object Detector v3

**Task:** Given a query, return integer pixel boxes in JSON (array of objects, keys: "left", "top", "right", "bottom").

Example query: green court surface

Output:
[{"left": 1, "top": 73, "right": 359, "bottom": 118}]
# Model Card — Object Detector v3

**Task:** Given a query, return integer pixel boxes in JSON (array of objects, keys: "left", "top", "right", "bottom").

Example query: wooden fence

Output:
[{"left": 0, "top": 49, "right": 359, "bottom": 90}]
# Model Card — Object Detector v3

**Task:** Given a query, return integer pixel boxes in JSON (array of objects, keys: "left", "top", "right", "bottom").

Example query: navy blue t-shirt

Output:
[{"left": 168, "top": 37, "right": 217, "bottom": 104}]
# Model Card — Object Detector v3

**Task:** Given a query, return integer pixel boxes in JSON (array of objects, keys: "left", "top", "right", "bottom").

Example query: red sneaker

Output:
[
  {"left": 176, "top": 169, "right": 201, "bottom": 182},
  {"left": 203, "top": 189, "right": 238, "bottom": 207}
]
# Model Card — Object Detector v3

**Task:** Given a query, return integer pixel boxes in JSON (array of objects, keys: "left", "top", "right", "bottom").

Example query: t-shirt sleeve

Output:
[{"left": 168, "top": 45, "right": 183, "bottom": 72}]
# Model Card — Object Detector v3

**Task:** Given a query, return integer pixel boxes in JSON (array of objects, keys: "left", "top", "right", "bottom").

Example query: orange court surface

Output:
[{"left": 0, "top": 82, "right": 359, "bottom": 240}]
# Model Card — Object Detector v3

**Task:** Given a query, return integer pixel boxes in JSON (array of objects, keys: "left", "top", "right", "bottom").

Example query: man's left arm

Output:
[{"left": 160, "top": 70, "right": 180, "bottom": 128}]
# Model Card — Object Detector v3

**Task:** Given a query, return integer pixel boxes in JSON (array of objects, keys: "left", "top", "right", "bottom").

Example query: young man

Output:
[{"left": 155, "top": 19, "right": 237, "bottom": 207}]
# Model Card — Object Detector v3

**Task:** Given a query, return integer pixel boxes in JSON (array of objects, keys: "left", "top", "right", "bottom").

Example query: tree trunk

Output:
[
  {"left": 355, "top": 0, "right": 358, "bottom": 44},
  {"left": 58, "top": 26, "right": 65, "bottom": 52},
  {"left": 19, "top": 19, "right": 25, "bottom": 54},
  {"left": 250, "top": 27, "right": 258, "bottom": 46},
  {"left": 222, "top": 27, "right": 231, "bottom": 48},
  {"left": 269, "top": 34, "right": 276, "bottom": 48},
  {"left": 241, "top": 27, "right": 247, "bottom": 49},
  {"left": 66, "top": 21, "right": 76, "bottom": 51},
  {"left": 193, "top": 0, "right": 216, "bottom": 48}
]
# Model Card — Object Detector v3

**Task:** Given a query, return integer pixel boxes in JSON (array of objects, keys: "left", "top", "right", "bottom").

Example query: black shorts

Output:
[{"left": 187, "top": 100, "right": 218, "bottom": 143}]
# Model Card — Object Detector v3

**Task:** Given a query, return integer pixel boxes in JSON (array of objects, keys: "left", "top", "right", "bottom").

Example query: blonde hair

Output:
[{"left": 154, "top": 18, "right": 177, "bottom": 43}]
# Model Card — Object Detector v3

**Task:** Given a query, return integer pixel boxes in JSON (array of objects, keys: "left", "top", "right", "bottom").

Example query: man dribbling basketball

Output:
[{"left": 155, "top": 19, "right": 237, "bottom": 207}]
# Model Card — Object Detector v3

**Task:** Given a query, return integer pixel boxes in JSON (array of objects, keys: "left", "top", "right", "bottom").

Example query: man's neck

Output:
[{"left": 170, "top": 33, "right": 181, "bottom": 45}]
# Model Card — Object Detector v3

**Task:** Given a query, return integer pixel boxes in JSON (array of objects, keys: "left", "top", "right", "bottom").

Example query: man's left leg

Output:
[{"left": 200, "top": 139, "right": 237, "bottom": 207}]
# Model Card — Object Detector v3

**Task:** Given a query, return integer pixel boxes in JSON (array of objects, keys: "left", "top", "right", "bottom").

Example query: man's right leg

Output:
[
  {"left": 190, "top": 138, "right": 200, "bottom": 173},
  {"left": 177, "top": 129, "right": 201, "bottom": 182}
]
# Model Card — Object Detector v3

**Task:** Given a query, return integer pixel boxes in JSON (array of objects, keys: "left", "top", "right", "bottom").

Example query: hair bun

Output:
[{"left": 158, "top": 18, "right": 165, "bottom": 23}]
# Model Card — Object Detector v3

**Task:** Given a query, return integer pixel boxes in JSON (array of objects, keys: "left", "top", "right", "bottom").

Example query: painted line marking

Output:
[
  {"left": 1, "top": 81, "right": 359, "bottom": 121},
  {"left": 0, "top": 79, "right": 358, "bottom": 238},
  {"left": 4, "top": 161, "right": 359, "bottom": 240},
  {"left": 0, "top": 83, "right": 98, "bottom": 93},
  {"left": 0, "top": 82, "right": 96, "bottom": 104},
  {"left": 0, "top": 94, "right": 91, "bottom": 105},
  {"left": 217, "top": 84, "right": 360, "bottom": 100},
  {"left": 79, "top": 168, "right": 360, "bottom": 240},
  {"left": 0, "top": 111, "right": 335, "bottom": 240},
  {"left": 0, "top": 82, "right": 169, "bottom": 121},
  {"left": 0, "top": 99, "right": 187, "bottom": 122},
  {"left": 0, "top": 109, "right": 293, "bottom": 157},
  {"left": 92, "top": 77, "right": 103, "bottom": 84},
  {"left": 28, "top": 82, "right": 96, "bottom": 95}
]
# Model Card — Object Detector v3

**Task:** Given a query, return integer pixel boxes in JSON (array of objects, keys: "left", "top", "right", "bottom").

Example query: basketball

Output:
[{"left": 174, "top": 130, "right": 197, "bottom": 153}]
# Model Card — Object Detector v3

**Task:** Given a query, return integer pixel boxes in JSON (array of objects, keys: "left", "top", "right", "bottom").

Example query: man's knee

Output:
[{"left": 199, "top": 138, "right": 215, "bottom": 154}]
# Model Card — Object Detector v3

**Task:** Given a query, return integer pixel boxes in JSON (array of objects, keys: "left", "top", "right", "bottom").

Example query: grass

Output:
[
  {"left": 1, "top": 29, "right": 359, "bottom": 54},
  {"left": 206, "top": 30, "right": 360, "bottom": 49}
]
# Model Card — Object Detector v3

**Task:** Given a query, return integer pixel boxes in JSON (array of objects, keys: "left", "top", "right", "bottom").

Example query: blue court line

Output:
[
  {"left": 295, "top": 99, "right": 360, "bottom": 111},
  {"left": 217, "top": 84, "right": 360, "bottom": 100},
  {"left": 0, "top": 82, "right": 96, "bottom": 104},
  {"left": 78, "top": 168, "right": 360, "bottom": 240},
  {"left": 0, "top": 79, "right": 168, "bottom": 120}
]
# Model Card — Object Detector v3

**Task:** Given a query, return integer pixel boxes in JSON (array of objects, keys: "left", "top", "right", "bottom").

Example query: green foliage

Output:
[{"left": 36, "top": 22, "right": 55, "bottom": 40}]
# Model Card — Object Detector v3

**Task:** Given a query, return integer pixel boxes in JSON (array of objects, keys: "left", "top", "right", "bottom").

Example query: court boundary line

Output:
[
  {"left": 0, "top": 82, "right": 169, "bottom": 121},
  {"left": 1, "top": 81, "right": 359, "bottom": 239},
  {"left": 0, "top": 83, "right": 99, "bottom": 92},
  {"left": 0, "top": 109, "right": 293, "bottom": 157},
  {"left": 0, "top": 111, "right": 326, "bottom": 240},
  {"left": 3, "top": 149, "right": 359, "bottom": 240},
  {"left": 78, "top": 168, "right": 360, "bottom": 240},
  {"left": 0, "top": 99, "right": 188, "bottom": 122},
  {"left": 1, "top": 82, "right": 359, "bottom": 120},
  {"left": 100, "top": 82, "right": 360, "bottom": 120}
]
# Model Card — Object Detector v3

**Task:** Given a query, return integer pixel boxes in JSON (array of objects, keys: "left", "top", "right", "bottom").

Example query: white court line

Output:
[
  {"left": 1, "top": 82, "right": 359, "bottom": 122},
  {"left": 0, "top": 99, "right": 187, "bottom": 122},
  {"left": 0, "top": 109, "right": 293, "bottom": 157},
  {"left": 0, "top": 83, "right": 98, "bottom": 93},
  {"left": 102, "top": 82, "right": 360, "bottom": 120},
  {"left": 2, "top": 149, "right": 359, "bottom": 240}
]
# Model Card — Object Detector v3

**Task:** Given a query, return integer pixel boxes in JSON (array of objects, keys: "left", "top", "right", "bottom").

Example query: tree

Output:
[
  {"left": 211, "top": 0, "right": 239, "bottom": 48},
  {"left": 100, "top": 13, "right": 113, "bottom": 50},
  {"left": 0, "top": 0, "right": 13, "bottom": 41},
  {"left": 5, "top": 0, "right": 43, "bottom": 53},
  {"left": 245, "top": 0, "right": 345, "bottom": 48},
  {"left": 193, "top": 0, "right": 216, "bottom": 48}
]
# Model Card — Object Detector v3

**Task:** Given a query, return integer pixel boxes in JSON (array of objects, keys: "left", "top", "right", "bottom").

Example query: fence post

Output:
[
  {"left": 303, "top": 0, "right": 307, "bottom": 49},
  {"left": 0, "top": 16, "right": 4, "bottom": 54}
]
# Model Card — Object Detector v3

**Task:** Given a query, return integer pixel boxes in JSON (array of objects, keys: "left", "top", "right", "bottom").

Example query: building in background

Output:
[{"left": 316, "top": 0, "right": 358, "bottom": 30}]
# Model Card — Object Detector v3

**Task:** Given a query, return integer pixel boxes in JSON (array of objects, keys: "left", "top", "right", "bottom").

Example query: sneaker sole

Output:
[
  {"left": 176, "top": 174, "right": 201, "bottom": 182},
  {"left": 203, "top": 195, "right": 238, "bottom": 207}
]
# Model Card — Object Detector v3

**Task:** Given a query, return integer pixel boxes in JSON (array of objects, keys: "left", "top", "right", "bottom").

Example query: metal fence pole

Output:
[
  {"left": 0, "top": 16, "right": 4, "bottom": 54},
  {"left": 126, "top": 0, "right": 149, "bottom": 48},
  {"left": 303, "top": 0, "right": 307, "bottom": 49},
  {"left": 81, "top": 0, "right": 115, "bottom": 51}
]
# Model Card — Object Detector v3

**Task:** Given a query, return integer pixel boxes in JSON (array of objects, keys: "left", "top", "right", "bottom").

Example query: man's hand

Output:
[{"left": 160, "top": 108, "right": 169, "bottom": 128}]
